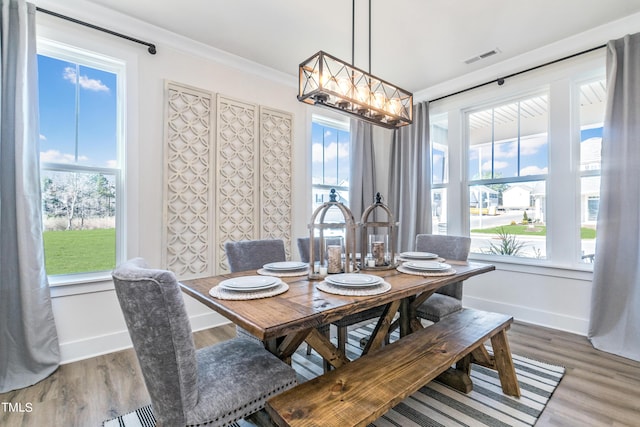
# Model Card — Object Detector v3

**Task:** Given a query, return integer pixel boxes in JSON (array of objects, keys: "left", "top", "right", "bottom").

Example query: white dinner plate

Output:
[
  {"left": 325, "top": 273, "right": 382, "bottom": 287},
  {"left": 400, "top": 251, "right": 439, "bottom": 260},
  {"left": 263, "top": 261, "right": 308, "bottom": 271},
  {"left": 403, "top": 261, "right": 451, "bottom": 271},
  {"left": 219, "top": 276, "right": 280, "bottom": 292}
]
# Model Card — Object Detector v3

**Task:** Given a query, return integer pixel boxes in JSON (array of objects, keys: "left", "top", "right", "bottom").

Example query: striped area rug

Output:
[
  {"left": 105, "top": 323, "right": 564, "bottom": 427},
  {"left": 303, "top": 323, "right": 565, "bottom": 427}
]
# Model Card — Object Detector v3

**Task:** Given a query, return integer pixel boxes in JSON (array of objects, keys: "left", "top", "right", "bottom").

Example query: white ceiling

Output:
[{"left": 81, "top": 0, "right": 640, "bottom": 93}]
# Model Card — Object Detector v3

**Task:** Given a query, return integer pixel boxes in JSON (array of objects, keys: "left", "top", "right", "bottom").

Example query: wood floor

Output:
[{"left": 1, "top": 321, "right": 638, "bottom": 427}]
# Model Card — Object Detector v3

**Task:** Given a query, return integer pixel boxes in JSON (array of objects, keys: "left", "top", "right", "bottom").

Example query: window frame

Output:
[{"left": 37, "top": 39, "right": 127, "bottom": 286}]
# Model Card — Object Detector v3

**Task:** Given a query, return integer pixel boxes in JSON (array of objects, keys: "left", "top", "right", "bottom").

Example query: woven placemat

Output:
[
  {"left": 396, "top": 265, "right": 457, "bottom": 277},
  {"left": 316, "top": 280, "right": 391, "bottom": 296},
  {"left": 208, "top": 282, "right": 289, "bottom": 300},
  {"left": 257, "top": 268, "right": 309, "bottom": 277}
]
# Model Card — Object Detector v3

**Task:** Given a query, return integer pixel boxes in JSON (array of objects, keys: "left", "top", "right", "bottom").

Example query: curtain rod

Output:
[
  {"left": 428, "top": 44, "right": 607, "bottom": 103},
  {"left": 36, "top": 7, "right": 157, "bottom": 55}
]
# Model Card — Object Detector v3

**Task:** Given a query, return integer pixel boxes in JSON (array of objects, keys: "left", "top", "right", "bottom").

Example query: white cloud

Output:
[
  {"left": 483, "top": 160, "right": 509, "bottom": 171},
  {"left": 493, "top": 161, "right": 509, "bottom": 170},
  {"left": 40, "top": 149, "right": 89, "bottom": 164},
  {"left": 311, "top": 141, "right": 349, "bottom": 162},
  {"left": 494, "top": 143, "right": 518, "bottom": 159},
  {"left": 63, "top": 67, "right": 110, "bottom": 92},
  {"left": 106, "top": 159, "right": 118, "bottom": 168},
  {"left": 39, "top": 134, "right": 47, "bottom": 141},
  {"left": 520, "top": 165, "right": 548, "bottom": 175},
  {"left": 520, "top": 136, "right": 547, "bottom": 155}
]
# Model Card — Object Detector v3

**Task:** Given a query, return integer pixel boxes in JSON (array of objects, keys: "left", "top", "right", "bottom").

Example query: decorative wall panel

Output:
[
  {"left": 259, "top": 107, "right": 293, "bottom": 258},
  {"left": 162, "top": 82, "right": 215, "bottom": 278},
  {"left": 163, "top": 85, "right": 293, "bottom": 276},
  {"left": 215, "top": 96, "right": 259, "bottom": 272}
]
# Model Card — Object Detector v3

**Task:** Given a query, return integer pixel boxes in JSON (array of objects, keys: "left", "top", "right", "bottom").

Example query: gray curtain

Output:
[
  {"left": 388, "top": 101, "right": 431, "bottom": 252},
  {"left": 0, "top": 0, "right": 60, "bottom": 392},
  {"left": 349, "top": 118, "right": 376, "bottom": 222},
  {"left": 588, "top": 33, "right": 640, "bottom": 362}
]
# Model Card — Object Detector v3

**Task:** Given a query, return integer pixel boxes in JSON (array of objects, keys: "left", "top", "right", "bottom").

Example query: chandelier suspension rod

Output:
[
  {"left": 368, "top": 0, "right": 372, "bottom": 74},
  {"left": 351, "top": 0, "right": 373, "bottom": 73},
  {"left": 352, "top": 0, "right": 355, "bottom": 66}
]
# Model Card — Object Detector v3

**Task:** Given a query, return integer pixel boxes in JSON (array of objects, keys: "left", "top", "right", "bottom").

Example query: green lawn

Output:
[
  {"left": 470, "top": 224, "right": 596, "bottom": 239},
  {"left": 43, "top": 228, "right": 116, "bottom": 275}
]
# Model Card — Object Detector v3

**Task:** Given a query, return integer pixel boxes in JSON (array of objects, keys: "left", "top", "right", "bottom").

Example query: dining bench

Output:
[{"left": 265, "top": 308, "right": 521, "bottom": 427}]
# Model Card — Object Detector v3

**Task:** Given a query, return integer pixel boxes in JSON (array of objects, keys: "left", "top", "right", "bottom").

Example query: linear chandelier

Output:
[{"left": 297, "top": 1, "right": 413, "bottom": 129}]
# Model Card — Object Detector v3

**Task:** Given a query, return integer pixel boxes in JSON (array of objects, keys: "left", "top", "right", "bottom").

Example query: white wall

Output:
[{"left": 36, "top": 0, "right": 311, "bottom": 363}]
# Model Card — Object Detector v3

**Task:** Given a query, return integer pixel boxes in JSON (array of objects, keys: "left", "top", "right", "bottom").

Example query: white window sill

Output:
[
  {"left": 49, "top": 272, "right": 115, "bottom": 298},
  {"left": 468, "top": 253, "right": 594, "bottom": 281}
]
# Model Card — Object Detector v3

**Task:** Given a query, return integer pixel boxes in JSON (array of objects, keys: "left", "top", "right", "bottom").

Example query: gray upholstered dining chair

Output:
[
  {"left": 414, "top": 234, "right": 472, "bottom": 323},
  {"left": 224, "top": 238, "right": 287, "bottom": 273},
  {"left": 224, "top": 239, "right": 288, "bottom": 342},
  {"left": 112, "top": 258, "right": 297, "bottom": 427},
  {"left": 297, "top": 237, "right": 387, "bottom": 356},
  {"left": 224, "top": 239, "right": 331, "bottom": 353}
]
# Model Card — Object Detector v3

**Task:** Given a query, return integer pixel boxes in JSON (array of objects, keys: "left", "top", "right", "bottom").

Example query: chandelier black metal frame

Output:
[{"left": 297, "top": 1, "right": 413, "bottom": 129}]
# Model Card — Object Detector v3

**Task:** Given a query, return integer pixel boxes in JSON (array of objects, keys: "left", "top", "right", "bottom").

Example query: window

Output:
[
  {"left": 431, "top": 114, "right": 448, "bottom": 234},
  {"left": 579, "top": 78, "right": 604, "bottom": 263},
  {"left": 311, "top": 115, "right": 350, "bottom": 216},
  {"left": 467, "top": 94, "right": 549, "bottom": 259},
  {"left": 428, "top": 54, "right": 605, "bottom": 269},
  {"left": 38, "top": 43, "right": 124, "bottom": 279}
]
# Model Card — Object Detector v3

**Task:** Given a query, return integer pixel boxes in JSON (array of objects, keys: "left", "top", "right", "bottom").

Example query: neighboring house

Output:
[
  {"left": 469, "top": 185, "right": 498, "bottom": 208},
  {"left": 502, "top": 185, "right": 531, "bottom": 210},
  {"left": 502, "top": 183, "right": 546, "bottom": 222}
]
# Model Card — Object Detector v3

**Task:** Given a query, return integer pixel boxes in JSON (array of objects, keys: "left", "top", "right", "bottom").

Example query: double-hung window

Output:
[
  {"left": 311, "top": 114, "right": 351, "bottom": 215},
  {"left": 430, "top": 54, "right": 604, "bottom": 269},
  {"left": 578, "top": 78, "right": 604, "bottom": 263},
  {"left": 431, "top": 114, "right": 449, "bottom": 234},
  {"left": 467, "top": 93, "right": 549, "bottom": 259},
  {"left": 38, "top": 41, "right": 125, "bottom": 281}
]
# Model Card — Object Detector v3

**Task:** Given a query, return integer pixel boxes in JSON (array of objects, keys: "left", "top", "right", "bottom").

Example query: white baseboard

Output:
[
  {"left": 59, "top": 312, "right": 226, "bottom": 364},
  {"left": 463, "top": 295, "right": 589, "bottom": 336}
]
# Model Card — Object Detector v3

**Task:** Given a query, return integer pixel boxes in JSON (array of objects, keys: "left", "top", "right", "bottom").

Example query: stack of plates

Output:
[
  {"left": 219, "top": 276, "right": 282, "bottom": 292},
  {"left": 262, "top": 261, "right": 308, "bottom": 273},
  {"left": 402, "top": 261, "right": 451, "bottom": 272},
  {"left": 399, "top": 251, "right": 439, "bottom": 260},
  {"left": 324, "top": 273, "right": 383, "bottom": 288}
]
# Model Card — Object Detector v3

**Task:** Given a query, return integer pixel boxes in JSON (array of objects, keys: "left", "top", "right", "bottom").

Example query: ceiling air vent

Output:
[{"left": 463, "top": 48, "right": 501, "bottom": 65}]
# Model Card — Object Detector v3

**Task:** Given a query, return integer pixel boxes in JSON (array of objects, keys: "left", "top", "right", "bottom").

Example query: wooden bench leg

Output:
[
  {"left": 435, "top": 354, "right": 473, "bottom": 393},
  {"left": 490, "top": 329, "right": 521, "bottom": 397}
]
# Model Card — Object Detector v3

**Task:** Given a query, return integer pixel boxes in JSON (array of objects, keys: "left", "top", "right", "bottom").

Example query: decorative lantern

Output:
[
  {"left": 308, "top": 188, "right": 358, "bottom": 279},
  {"left": 360, "top": 192, "right": 399, "bottom": 270}
]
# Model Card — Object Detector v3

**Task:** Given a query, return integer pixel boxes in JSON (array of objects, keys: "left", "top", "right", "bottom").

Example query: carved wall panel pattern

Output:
[
  {"left": 162, "top": 82, "right": 214, "bottom": 278},
  {"left": 259, "top": 107, "right": 293, "bottom": 258},
  {"left": 215, "top": 96, "right": 259, "bottom": 272}
]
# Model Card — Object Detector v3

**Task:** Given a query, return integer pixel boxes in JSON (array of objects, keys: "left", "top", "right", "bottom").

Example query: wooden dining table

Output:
[{"left": 180, "top": 260, "right": 496, "bottom": 368}]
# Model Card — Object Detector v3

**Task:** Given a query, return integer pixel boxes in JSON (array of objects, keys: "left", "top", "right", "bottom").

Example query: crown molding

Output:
[{"left": 34, "top": 0, "right": 297, "bottom": 88}]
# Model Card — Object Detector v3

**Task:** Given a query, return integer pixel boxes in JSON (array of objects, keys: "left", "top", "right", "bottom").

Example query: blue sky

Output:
[
  {"left": 37, "top": 55, "right": 118, "bottom": 168},
  {"left": 311, "top": 122, "right": 350, "bottom": 187}
]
